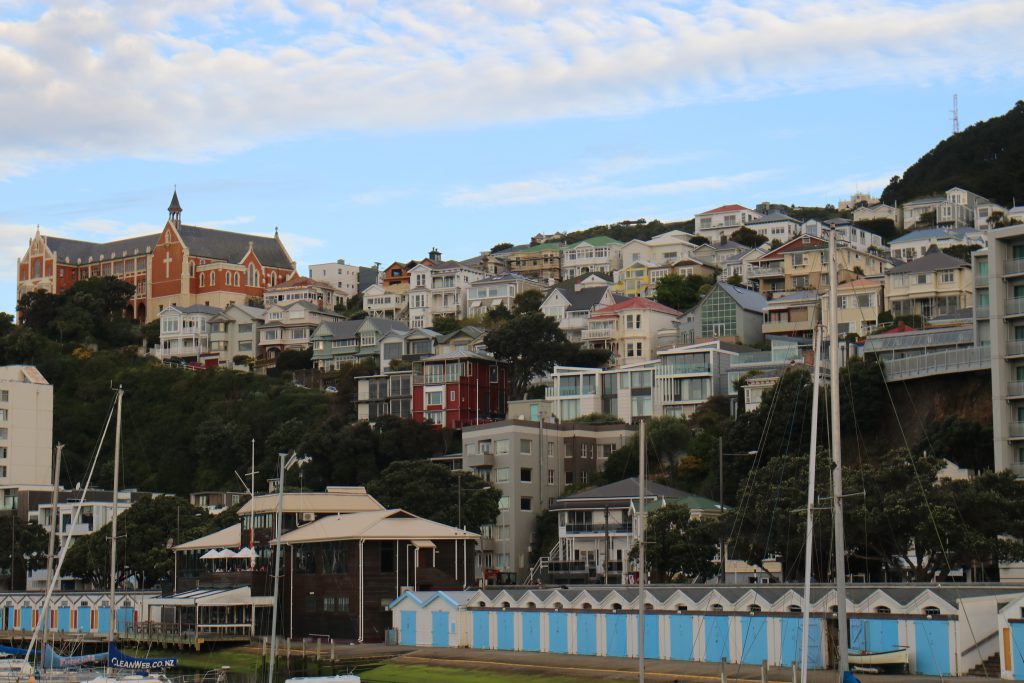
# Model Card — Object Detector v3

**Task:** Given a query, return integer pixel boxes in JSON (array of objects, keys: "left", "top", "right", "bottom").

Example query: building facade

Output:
[
  {"left": 884, "top": 249, "right": 973, "bottom": 321},
  {"left": 466, "top": 273, "right": 545, "bottom": 317},
  {"left": 308, "top": 260, "right": 378, "bottom": 303},
  {"left": 412, "top": 351, "right": 510, "bottom": 429},
  {"left": 561, "top": 237, "right": 624, "bottom": 280},
  {"left": 501, "top": 243, "right": 563, "bottom": 283},
  {"left": 0, "top": 366, "right": 53, "bottom": 491},
  {"left": 583, "top": 298, "right": 681, "bottom": 365},
  {"left": 694, "top": 205, "right": 763, "bottom": 244},
  {"left": 407, "top": 257, "right": 485, "bottom": 328}
]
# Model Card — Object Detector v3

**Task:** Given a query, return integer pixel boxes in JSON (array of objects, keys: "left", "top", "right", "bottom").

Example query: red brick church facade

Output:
[{"left": 16, "top": 192, "right": 296, "bottom": 322}]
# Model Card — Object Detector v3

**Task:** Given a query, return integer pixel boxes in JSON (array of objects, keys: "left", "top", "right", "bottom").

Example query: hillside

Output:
[{"left": 882, "top": 100, "right": 1024, "bottom": 207}]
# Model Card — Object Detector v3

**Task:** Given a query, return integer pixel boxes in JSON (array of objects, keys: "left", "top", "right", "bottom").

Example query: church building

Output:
[{"left": 16, "top": 192, "right": 296, "bottom": 321}]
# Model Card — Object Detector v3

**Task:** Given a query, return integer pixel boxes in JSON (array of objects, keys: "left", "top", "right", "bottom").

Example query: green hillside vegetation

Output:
[{"left": 882, "top": 100, "right": 1024, "bottom": 207}]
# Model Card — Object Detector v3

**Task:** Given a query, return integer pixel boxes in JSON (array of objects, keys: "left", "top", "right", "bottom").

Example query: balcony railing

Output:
[
  {"left": 1007, "top": 298, "right": 1024, "bottom": 316},
  {"left": 563, "top": 523, "right": 633, "bottom": 534},
  {"left": 884, "top": 347, "right": 990, "bottom": 382},
  {"left": 656, "top": 363, "right": 711, "bottom": 377},
  {"left": 1008, "top": 381, "right": 1024, "bottom": 398},
  {"left": 582, "top": 328, "right": 615, "bottom": 340},
  {"left": 750, "top": 263, "right": 784, "bottom": 276},
  {"left": 1007, "top": 341, "right": 1024, "bottom": 357},
  {"left": 1009, "top": 422, "right": 1024, "bottom": 438},
  {"left": 1005, "top": 259, "right": 1024, "bottom": 276},
  {"left": 976, "top": 306, "right": 990, "bottom": 319}
]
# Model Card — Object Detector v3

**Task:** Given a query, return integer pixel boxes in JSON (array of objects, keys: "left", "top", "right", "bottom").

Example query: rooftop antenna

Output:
[{"left": 952, "top": 94, "right": 960, "bottom": 135}]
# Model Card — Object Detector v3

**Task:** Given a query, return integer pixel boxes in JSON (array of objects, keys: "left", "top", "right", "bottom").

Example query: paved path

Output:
[{"left": 392, "top": 647, "right": 988, "bottom": 682}]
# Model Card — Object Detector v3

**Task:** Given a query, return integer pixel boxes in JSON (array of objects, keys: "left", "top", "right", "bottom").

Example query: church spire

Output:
[{"left": 168, "top": 189, "right": 182, "bottom": 227}]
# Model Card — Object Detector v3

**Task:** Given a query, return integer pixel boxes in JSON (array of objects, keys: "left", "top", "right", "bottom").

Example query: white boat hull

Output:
[{"left": 848, "top": 648, "right": 909, "bottom": 666}]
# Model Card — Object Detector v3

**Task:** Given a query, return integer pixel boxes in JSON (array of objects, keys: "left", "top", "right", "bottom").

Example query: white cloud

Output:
[{"left": 0, "top": 1, "right": 1022, "bottom": 178}]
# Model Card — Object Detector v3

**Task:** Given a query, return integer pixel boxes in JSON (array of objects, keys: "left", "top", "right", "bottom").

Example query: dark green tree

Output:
[
  {"left": 916, "top": 416, "right": 994, "bottom": 471},
  {"left": 366, "top": 460, "right": 499, "bottom": 532},
  {"left": 491, "top": 242, "right": 514, "bottom": 253},
  {"left": 512, "top": 289, "right": 545, "bottom": 315},
  {"left": 0, "top": 514, "right": 48, "bottom": 589},
  {"left": 600, "top": 417, "right": 692, "bottom": 484},
  {"left": 632, "top": 504, "right": 719, "bottom": 582},
  {"left": 654, "top": 274, "right": 706, "bottom": 313},
  {"left": 484, "top": 311, "right": 569, "bottom": 398},
  {"left": 728, "top": 227, "right": 768, "bottom": 248},
  {"left": 689, "top": 235, "right": 710, "bottom": 246}
]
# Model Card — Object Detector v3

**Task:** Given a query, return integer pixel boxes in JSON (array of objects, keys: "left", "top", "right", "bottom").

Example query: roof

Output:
[
  {"left": 168, "top": 191, "right": 182, "bottom": 212},
  {"left": 713, "top": 283, "right": 767, "bottom": 313},
  {"left": 502, "top": 242, "right": 561, "bottom": 254},
  {"left": 697, "top": 204, "right": 753, "bottom": 216},
  {"left": 591, "top": 297, "right": 681, "bottom": 317},
  {"left": 174, "top": 523, "right": 242, "bottom": 551},
  {"left": 177, "top": 224, "right": 293, "bottom": 269},
  {"left": 564, "top": 235, "right": 622, "bottom": 249},
  {"left": 889, "top": 227, "right": 979, "bottom": 243},
  {"left": 886, "top": 249, "right": 968, "bottom": 274},
  {"left": 279, "top": 509, "right": 478, "bottom": 544},
  {"left": 164, "top": 304, "right": 222, "bottom": 316},
  {"left": 552, "top": 478, "right": 721, "bottom": 511},
  {"left": 552, "top": 285, "right": 613, "bottom": 312},
  {"left": 44, "top": 233, "right": 160, "bottom": 263},
  {"left": 423, "top": 349, "right": 496, "bottom": 362},
  {"left": 436, "top": 326, "right": 485, "bottom": 343},
  {"left": 836, "top": 278, "right": 883, "bottom": 291},
  {"left": 746, "top": 212, "right": 798, "bottom": 225},
  {"left": 237, "top": 489, "right": 384, "bottom": 515}
]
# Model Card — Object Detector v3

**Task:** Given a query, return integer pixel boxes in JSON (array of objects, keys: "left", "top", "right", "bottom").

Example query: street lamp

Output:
[{"left": 718, "top": 436, "right": 757, "bottom": 584}]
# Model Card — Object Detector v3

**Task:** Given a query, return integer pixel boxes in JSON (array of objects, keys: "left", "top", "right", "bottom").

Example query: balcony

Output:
[
  {"left": 1009, "top": 422, "right": 1024, "bottom": 439},
  {"left": 1007, "top": 298, "right": 1024, "bottom": 317},
  {"left": 582, "top": 327, "right": 615, "bottom": 341},
  {"left": 656, "top": 363, "right": 711, "bottom": 377},
  {"left": 750, "top": 263, "right": 784, "bottom": 277},
  {"left": 976, "top": 306, "right": 990, "bottom": 319},
  {"left": 1008, "top": 381, "right": 1024, "bottom": 398},
  {"left": 762, "top": 319, "right": 813, "bottom": 335},
  {"left": 563, "top": 522, "right": 633, "bottom": 535},
  {"left": 1008, "top": 341, "right": 1024, "bottom": 357}
]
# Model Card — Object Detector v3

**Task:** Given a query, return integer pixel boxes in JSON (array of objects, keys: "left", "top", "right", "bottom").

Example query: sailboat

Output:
[{"left": 797, "top": 228, "right": 909, "bottom": 681}]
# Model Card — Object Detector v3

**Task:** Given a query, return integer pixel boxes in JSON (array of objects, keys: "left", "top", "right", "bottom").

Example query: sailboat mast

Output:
[
  {"left": 108, "top": 386, "right": 124, "bottom": 645},
  {"left": 828, "top": 228, "right": 849, "bottom": 674},
  {"left": 800, "top": 324, "right": 823, "bottom": 683},
  {"left": 638, "top": 419, "right": 646, "bottom": 683},
  {"left": 41, "top": 443, "right": 63, "bottom": 661}
]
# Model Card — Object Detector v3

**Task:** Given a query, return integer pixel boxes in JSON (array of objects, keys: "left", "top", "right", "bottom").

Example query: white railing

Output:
[{"left": 884, "top": 347, "right": 990, "bottom": 382}]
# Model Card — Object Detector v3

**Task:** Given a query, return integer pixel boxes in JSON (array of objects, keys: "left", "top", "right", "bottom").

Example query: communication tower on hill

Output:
[{"left": 952, "top": 94, "right": 960, "bottom": 135}]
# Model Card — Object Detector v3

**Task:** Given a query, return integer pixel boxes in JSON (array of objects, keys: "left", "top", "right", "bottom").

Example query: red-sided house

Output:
[
  {"left": 16, "top": 192, "right": 297, "bottom": 322},
  {"left": 412, "top": 350, "right": 509, "bottom": 429}
]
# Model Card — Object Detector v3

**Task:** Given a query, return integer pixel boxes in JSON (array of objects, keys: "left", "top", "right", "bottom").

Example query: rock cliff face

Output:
[{"left": 874, "top": 371, "right": 991, "bottom": 447}]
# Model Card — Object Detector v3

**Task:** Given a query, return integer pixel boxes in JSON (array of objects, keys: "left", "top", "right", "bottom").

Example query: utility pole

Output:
[{"left": 41, "top": 443, "right": 63, "bottom": 659}]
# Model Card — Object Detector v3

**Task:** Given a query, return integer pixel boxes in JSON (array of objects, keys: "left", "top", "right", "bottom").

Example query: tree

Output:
[
  {"left": 512, "top": 289, "right": 544, "bottom": 315},
  {"left": 366, "top": 460, "right": 499, "bottom": 532},
  {"left": 491, "top": 242, "right": 514, "bottom": 253},
  {"left": 557, "top": 345, "right": 612, "bottom": 368},
  {"left": 690, "top": 235, "right": 710, "bottom": 246},
  {"left": 63, "top": 497, "right": 213, "bottom": 588},
  {"left": 855, "top": 218, "right": 899, "bottom": 242},
  {"left": 430, "top": 315, "right": 463, "bottom": 334},
  {"left": 632, "top": 504, "right": 719, "bottom": 582},
  {"left": 484, "top": 311, "right": 569, "bottom": 398},
  {"left": 916, "top": 416, "right": 994, "bottom": 471},
  {"left": 17, "top": 277, "right": 140, "bottom": 348},
  {"left": 728, "top": 227, "right": 768, "bottom": 248},
  {"left": 942, "top": 244, "right": 982, "bottom": 262},
  {"left": 726, "top": 274, "right": 743, "bottom": 286},
  {"left": 600, "top": 417, "right": 692, "bottom": 484},
  {"left": 275, "top": 348, "right": 313, "bottom": 371},
  {"left": 0, "top": 514, "right": 48, "bottom": 589},
  {"left": 654, "top": 274, "right": 706, "bottom": 313}
]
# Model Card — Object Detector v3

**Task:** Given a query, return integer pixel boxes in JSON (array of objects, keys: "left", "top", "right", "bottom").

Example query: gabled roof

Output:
[
  {"left": 424, "top": 349, "right": 496, "bottom": 362},
  {"left": 757, "top": 235, "right": 828, "bottom": 260},
  {"left": 436, "top": 326, "right": 485, "bottom": 343},
  {"left": 591, "top": 297, "right": 681, "bottom": 317},
  {"left": 564, "top": 235, "right": 622, "bottom": 249},
  {"left": 889, "top": 227, "right": 979, "bottom": 243},
  {"left": 238, "top": 489, "right": 384, "bottom": 515},
  {"left": 177, "top": 224, "right": 293, "bottom": 269},
  {"left": 163, "top": 304, "right": 222, "bottom": 316},
  {"left": 280, "top": 509, "right": 478, "bottom": 544},
  {"left": 697, "top": 204, "right": 753, "bottom": 216},
  {"left": 553, "top": 477, "right": 720, "bottom": 511},
  {"left": 886, "top": 248, "right": 968, "bottom": 274},
  {"left": 547, "top": 285, "right": 613, "bottom": 312}
]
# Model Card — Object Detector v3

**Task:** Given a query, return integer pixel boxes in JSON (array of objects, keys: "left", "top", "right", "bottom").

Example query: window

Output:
[
  {"left": 210, "top": 272, "right": 216, "bottom": 286},
  {"left": 199, "top": 273, "right": 205, "bottom": 287},
  {"left": 520, "top": 497, "right": 532, "bottom": 511},
  {"left": 495, "top": 439, "right": 510, "bottom": 455},
  {"left": 790, "top": 253, "right": 804, "bottom": 267},
  {"left": 520, "top": 468, "right": 532, "bottom": 483},
  {"left": 0, "top": 390, "right": 7, "bottom": 402},
  {"left": 547, "top": 469, "right": 555, "bottom": 484},
  {"left": 0, "top": 409, "right": 6, "bottom": 421},
  {"left": 496, "top": 468, "right": 510, "bottom": 483},
  {"left": 875, "top": 606, "right": 891, "bottom": 614},
  {"left": 520, "top": 439, "right": 532, "bottom": 454},
  {"left": 498, "top": 496, "right": 510, "bottom": 510},
  {"left": 426, "top": 390, "right": 443, "bottom": 406},
  {"left": 939, "top": 270, "right": 955, "bottom": 283},
  {"left": 0, "top": 447, "right": 6, "bottom": 460}
]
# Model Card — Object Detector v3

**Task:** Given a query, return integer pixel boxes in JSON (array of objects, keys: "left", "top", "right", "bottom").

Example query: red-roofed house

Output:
[
  {"left": 583, "top": 298, "right": 682, "bottom": 365},
  {"left": 694, "top": 205, "right": 763, "bottom": 245}
]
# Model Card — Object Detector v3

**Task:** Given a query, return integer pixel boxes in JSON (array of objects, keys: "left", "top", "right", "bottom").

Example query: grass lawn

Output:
[
  {"left": 122, "top": 647, "right": 264, "bottom": 673},
  {"left": 359, "top": 663, "right": 590, "bottom": 683}
]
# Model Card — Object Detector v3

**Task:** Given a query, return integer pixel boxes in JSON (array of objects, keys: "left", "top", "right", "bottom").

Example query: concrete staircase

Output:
[{"left": 967, "top": 653, "right": 1001, "bottom": 678}]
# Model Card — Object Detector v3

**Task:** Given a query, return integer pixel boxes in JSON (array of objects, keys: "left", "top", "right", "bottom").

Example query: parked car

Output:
[{"left": 325, "top": 385, "right": 338, "bottom": 394}]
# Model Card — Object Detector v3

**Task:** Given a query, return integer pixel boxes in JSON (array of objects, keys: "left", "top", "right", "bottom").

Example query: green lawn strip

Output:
[
  {"left": 360, "top": 663, "right": 588, "bottom": 683},
  {"left": 121, "top": 647, "right": 264, "bottom": 672}
]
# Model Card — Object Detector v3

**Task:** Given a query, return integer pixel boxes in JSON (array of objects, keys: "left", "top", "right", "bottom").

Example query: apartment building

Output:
[
  {"left": 0, "top": 366, "right": 53, "bottom": 490},
  {"left": 258, "top": 300, "right": 343, "bottom": 358},
  {"left": 540, "top": 281, "right": 621, "bottom": 343},
  {"left": 362, "top": 283, "right": 408, "bottom": 321},
  {"left": 748, "top": 234, "right": 888, "bottom": 299},
  {"left": 656, "top": 340, "right": 748, "bottom": 417},
  {"left": 583, "top": 298, "right": 681, "bottom": 365},
  {"left": 356, "top": 371, "right": 414, "bottom": 422},
  {"left": 308, "top": 259, "right": 378, "bottom": 302},
  {"left": 310, "top": 318, "right": 409, "bottom": 371},
  {"left": 546, "top": 362, "right": 660, "bottom": 423},
  {"left": 460, "top": 419, "right": 636, "bottom": 581},
  {"left": 888, "top": 227, "right": 986, "bottom": 262},
  {"left": 500, "top": 243, "right": 563, "bottom": 283},
  {"left": 264, "top": 275, "right": 343, "bottom": 311},
  {"left": 412, "top": 350, "right": 509, "bottom": 429},
  {"left": 979, "top": 224, "right": 1024, "bottom": 473},
  {"left": 407, "top": 256, "right": 485, "bottom": 328},
  {"left": 206, "top": 304, "right": 264, "bottom": 369},
  {"left": 672, "top": 282, "right": 767, "bottom": 347},
  {"left": 884, "top": 248, "right": 973, "bottom": 320},
  {"left": 691, "top": 241, "right": 757, "bottom": 272},
  {"left": 693, "top": 205, "right": 763, "bottom": 245},
  {"left": 154, "top": 304, "right": 221, "bottom": 363},
  {"left": 820, "top": 278, "right": 884, "bottom": 338},
  {"left": 561, "top": 237, "right": 623, "bottom": 280},
  {"left": 465, "top": 273, "right": 545, "bottom": 317},
  {"left": 745, "top": 212, "right": 802, "bottom": 243},
  {"left": 902, "top": 187, "right": 987, "bottom": 230}
]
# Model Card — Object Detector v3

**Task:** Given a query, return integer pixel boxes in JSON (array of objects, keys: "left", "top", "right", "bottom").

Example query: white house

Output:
[
  {"left": 154, "top": 304, "right": 221, "bottom": 363},
  {"left": 407, "top": 256, "right": 485, "bottom": 328},
  {"left": 694, "top": 205, "right": 764, "bottom": 244}
]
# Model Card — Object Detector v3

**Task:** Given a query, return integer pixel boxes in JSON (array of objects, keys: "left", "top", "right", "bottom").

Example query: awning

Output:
[
  {"left": 234, "top": 547, "right": 256, "bottom": 559},
  {"left": 147, "top": 587, "right": 275, "bottom": 608},
  {"left": 411, "top": 540, "right": 436, "bottom": 549}
]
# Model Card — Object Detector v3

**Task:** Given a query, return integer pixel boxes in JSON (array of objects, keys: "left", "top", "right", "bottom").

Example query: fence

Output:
[{"left": 883, "top": 347, "right": 990, "bottom": 381}]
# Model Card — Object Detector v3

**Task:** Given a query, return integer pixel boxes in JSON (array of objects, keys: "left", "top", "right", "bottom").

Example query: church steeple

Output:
[{"left": 168, "top": 189, "right": 182, "bottom": 227}]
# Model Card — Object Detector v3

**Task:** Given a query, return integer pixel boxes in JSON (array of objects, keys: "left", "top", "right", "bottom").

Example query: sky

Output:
[{"left": 3, "top": 0, "right": 1024, "bottom": 314}]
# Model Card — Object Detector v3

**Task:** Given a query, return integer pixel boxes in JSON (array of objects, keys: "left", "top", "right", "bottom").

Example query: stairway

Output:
[{"left": 967, "top": 653, "right": 1001, "bottom": 678}]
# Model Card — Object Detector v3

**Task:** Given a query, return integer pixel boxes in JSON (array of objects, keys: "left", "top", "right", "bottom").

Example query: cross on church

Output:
[{"left": 163, "top": 250, "right": 173, "bottom": 278}]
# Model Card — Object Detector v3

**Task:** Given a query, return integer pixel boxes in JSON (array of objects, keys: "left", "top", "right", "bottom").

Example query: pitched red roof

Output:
[
  {"left": 591, "top": 297, "right": 681, "bottom": 317},
  {"left": 879, "top": 321, "right": 918, "bottom": 334},
  {"left": 698, "top": 204, "right": 751, "bottom": 215},
  {"left": 757, "top": 234, "right": 827, "bottom": 260}
]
